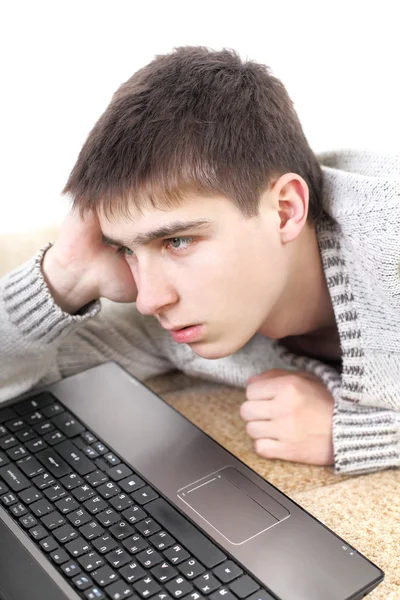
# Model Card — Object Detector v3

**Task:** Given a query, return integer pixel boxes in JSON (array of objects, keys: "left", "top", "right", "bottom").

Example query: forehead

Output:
[{"left": 97, "top": 193, "right": 241, "bottom": 247}]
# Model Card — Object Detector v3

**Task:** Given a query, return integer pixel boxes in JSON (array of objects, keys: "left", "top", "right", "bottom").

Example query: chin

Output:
[{"left": 189, "top": 338, "right": 248, "bottom": 360}]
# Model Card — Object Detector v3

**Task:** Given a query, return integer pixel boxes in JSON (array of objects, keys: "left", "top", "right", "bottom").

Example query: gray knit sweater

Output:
[{"left": 1, "top": 150, "right": 399, "bottom": 476}]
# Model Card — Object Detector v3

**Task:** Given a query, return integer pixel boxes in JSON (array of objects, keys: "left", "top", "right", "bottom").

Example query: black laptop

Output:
[{"left": 0, "top": 361, "right": 384, "bottom": 600}]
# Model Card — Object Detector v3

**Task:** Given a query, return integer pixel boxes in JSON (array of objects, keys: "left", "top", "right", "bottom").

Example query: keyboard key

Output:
[
  {"left": 92, "top": 533, "right": 119, "bottom": 554},
  {"left": 92, "top": 442, "right": 108, "bottom": 455},
  {"left": 10, "top": 502, "right": 28, "bottom": 517},
  {"left": 25, "top": 438, "right": 48, "bottom": 453},
  {"left": 106, "top": 464, "right": 133, "bottom": 481},
  {"left": 82, "top": 431, "right": 97, "bottom": 444},
  {"left": 210, "top": 589, "right": 237, "bottom": 600},
  {"left": 85, "top": 470, "right": 109, "bottom": 487},
  {"left": 109, "top": 493, "right": 133, "bottom": 512},
  {"left": 91, "top": 564, "right": 119, "bottom": 586},
  {"left": 30, "top": 498, "right": 53, "bottom": 517},
  {"left": 79, "top": 520, "right": 105, "bottom": 540},
  {"left": 40, "top": 536, "right": 59, "bottom": 553},
  {"left": 6, "top": 418, "right": 26, "bottom": 432},
  {"left": 51, "top": 412, "right": 85, "bottom": 437},
  {"left": 135, "top": 518, "right": 160, "bottom": 537},
  {"left": 72, "top": 483, "right": 96, "bottom": 502},
  {"left": 131, "top": 486, "right": 159, "bottom": 505},
  {"left": 147, "top": 499, "right": 226, "bottom": 569},
  {"left": 32, "top": 472, "right": 56, "bottom": 489},
  {"left": 19, "top": 513, "right": 38, "bottom": 528},
  {"left": 134, "top": 575, "right": 162, "bottom": 598},
  {"left": 119, "top": 475, "right": 145, "bottom": 494},
  {"left": 14, "top": 392, "right": 54, "bottom": 415},
  {"left": 44, "top": 430, "right": 67, "bottom": 446},
  {"left": 19, "top": 487, "right": 43, "bottom": 504},
  {"left": 150, "top": 531, "right": 175, "bottom": 551},
  {"left": 151, "top": 561, "right": 178, "bottom": 583},
  {"left": 65, "top": 536, "right": 92, "bottom": 557},
  {"left": 61, "top": 472, "right": 83, "bottom": 490},
  {"left": 122, "top": 534, "right": 149, "bottom": 555},
  {"left": 105, "top": 547, "right": 132, "bottom": 569},
  {"left": 56, "top": 495, "right": 80, "bottom": 514},
  {"left": 43, "top": 483, "right": 67, "bottom": 502},
  {"left": 6, "top": 445, "right": 29, "bottom": 460},
  {"left": 213, "top": 561, "right": 243, "bottom": 583},
  {"left": 25, "top": 412, "right": 44, "bottom": 425},
  {"left": 0, "top": 434, "right": 18, "bottom": 450},
  {"left": 72, "top": 572, "right": 93, "bottom": 590},
  {"left": 163, "top": 545, "right": 190, "bottom": 565},
  {"left": 50, "top": 547, "right": 70, "bottom": 565},
  {"left": 15, "top": 428, "right": 36, "bottom": 442},
  {"left": 104, "top": 452, "right": 120, "bottom": 466},
  {"left": 178, "top": 559, "right": 205, "bottom": 579},
  {"left": 62, "top": 560, "right": 81, "bottom": 577},
  {"left": 136, "top": 547, "right": 163, "bottom": 569},
  {"left": 1, "top": 491, "right": 18, "bottom": 506},
  {"left": 165, "top": 576, "right": 193, "bottom": 598},
  {"left": 0, "top": 407, "right": 17, "bottom": 423},
  {"left": 96, "top": 508, "right": 120, "bottom": 527},
  {"left": 41, "top": 510, "right": 67, "bottom": 530},
  {"left": 97, "top": 481, "right": 120, "bottom": 499},
  {"left": 121, "top": 505, "right": 146, "bottom": 525},
  {"left": 29, "top": 524, "right": 48, "bottom": 540},
  {"left": 79, "top": 551, "right": 105, "bottom": 572},
  {"left": 229, "top": 575, "right": 260, "bottom": 599},
  {"left": 84, "top": 496, "right": 108, "bottom": 515},
  {"left": 33, "top": 421, "right": 55, "bottom": 435},
  {"left": 36, "top": 448, "right": 71, "bottom": 478},
  {"left": 56, "top": 441, "right": 96, "bottom": 476},
  {"left": 193, "top": 573, "right": 220, "bottom": 595},
  {"left": 42, "top": 403, "right": 64, "bottom": 418},
  {"left": 105, "top": 579, "right": 133, "bottom": 599},
  {"left": 109, "top": 521, "right": 135, "bottom": 540},
  {"left": 68, "top": 507, "right": 92, "bottom": 527},
  {"left": 18, "top": 455, "right": 45, "bottom": 478},
  {"left": 0, "top": 464, "right": 31, "bottom": 494},
  {"left": 53, "top": 524, "right": 79, "bottom": 543},
  {"left": 120, "top": 561, "right": 146, "bottom": 584},
  {"left": 85, "top": 587, "right": 106, "bottom": 599}
]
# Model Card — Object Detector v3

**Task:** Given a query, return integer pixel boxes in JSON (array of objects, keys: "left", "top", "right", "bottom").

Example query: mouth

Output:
[{"left": 167, "top": 324, "right": 205, "bottom": 343}]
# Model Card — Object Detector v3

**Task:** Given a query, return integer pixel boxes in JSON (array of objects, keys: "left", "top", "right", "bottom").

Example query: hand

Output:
[
  {"left": 240, "top": 369, "right": 335, "bottom": 466},
  {"left": 42, "top": 208, "right": 138, "bottom": 314}
]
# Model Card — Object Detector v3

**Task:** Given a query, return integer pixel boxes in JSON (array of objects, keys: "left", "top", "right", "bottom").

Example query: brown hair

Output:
[{"left": 63, "top": 46, "right": 323, "bottom": 223}]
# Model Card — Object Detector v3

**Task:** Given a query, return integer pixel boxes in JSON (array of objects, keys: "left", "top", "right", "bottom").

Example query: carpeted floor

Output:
[{"left": 1, "top": 227, "right": 399, "bottom": 599}]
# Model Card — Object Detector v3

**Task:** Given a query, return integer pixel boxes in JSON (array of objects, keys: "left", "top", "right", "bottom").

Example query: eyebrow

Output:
[{"left": 102, "top": 219, "right": 213, "bottom": 248}]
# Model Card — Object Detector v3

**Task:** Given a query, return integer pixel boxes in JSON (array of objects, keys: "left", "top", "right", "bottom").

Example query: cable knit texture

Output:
[{"left": 0, "top": 149, "right": 399, "bottom": 475}]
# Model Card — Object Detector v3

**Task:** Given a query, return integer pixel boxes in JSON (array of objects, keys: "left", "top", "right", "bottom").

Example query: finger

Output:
[
  {"left": 254, "top": 438, "right": 295, "bottom": 461},
  {"left": 245, "top": 420, "right": 277, "bottom": 440},
  {"left": 240, "top": 400, "right": 275, "bottom": 422}
]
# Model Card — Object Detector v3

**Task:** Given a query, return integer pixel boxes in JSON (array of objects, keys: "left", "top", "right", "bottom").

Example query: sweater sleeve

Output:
[
  {"left": 270, "top": 346, "right": 400, "bottom": 475},
  {"left": 0, "top": 244, "right": 174, "bottom": 404}
]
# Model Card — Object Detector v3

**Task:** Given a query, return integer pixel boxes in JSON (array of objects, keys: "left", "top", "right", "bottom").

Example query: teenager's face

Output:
[{"left": 98, "top": 191, "right": 291, "bottom": 359}]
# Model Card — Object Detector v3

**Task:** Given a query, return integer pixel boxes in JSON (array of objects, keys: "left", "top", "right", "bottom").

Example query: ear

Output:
[{"left": 272, "top": 173, "right": 309, "bottom": 243}]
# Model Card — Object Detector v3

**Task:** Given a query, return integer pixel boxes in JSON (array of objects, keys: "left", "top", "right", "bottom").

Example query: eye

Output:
[
  {"left": 116, "top": 246, "right": 134, "bottom": 256},
  {"left": 165, "top": 237, "right": 193, "bottom": 251}
]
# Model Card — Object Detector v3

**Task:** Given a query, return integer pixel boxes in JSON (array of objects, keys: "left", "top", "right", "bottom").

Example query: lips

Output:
[{"left": 168, "top": 324, "right": 205, "bottom": 343}]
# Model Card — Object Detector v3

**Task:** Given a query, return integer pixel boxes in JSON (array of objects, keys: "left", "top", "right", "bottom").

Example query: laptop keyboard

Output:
[{"left": 0, "top": 391, "right": 275, "bottom": 600}]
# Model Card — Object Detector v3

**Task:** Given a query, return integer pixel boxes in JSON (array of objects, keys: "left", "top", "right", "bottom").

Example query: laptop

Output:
[{"left": 0, "top": 361, "right": 384, "bottom": 600}]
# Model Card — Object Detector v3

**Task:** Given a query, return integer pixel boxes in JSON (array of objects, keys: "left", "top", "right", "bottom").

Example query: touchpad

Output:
[{"left": 177, "top": 467, "right": 289, "bottom": 545}]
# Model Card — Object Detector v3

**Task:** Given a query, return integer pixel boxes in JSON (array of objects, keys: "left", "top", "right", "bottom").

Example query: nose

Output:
[{"left": 133, "top": 262, "right": 179, "bottom": 316}]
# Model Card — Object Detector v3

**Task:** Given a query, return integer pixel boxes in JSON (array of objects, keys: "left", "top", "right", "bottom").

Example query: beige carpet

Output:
[{"left": 2, "top": 227, "right": 399, "bottom": 599}]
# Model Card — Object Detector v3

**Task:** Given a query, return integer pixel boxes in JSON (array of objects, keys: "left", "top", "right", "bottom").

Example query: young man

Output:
[{"left": 1, "top": 47, "right": 399, "bottom": 476}]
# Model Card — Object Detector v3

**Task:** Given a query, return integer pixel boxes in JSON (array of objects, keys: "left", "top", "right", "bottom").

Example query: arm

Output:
[{"left": 0, "top": 244, "right": 174, "bottom": 403}]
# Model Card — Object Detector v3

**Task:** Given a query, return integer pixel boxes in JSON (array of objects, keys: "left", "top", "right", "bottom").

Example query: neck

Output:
[{"left": 258, "top": 223, "right": 336, "bottom": 340}]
